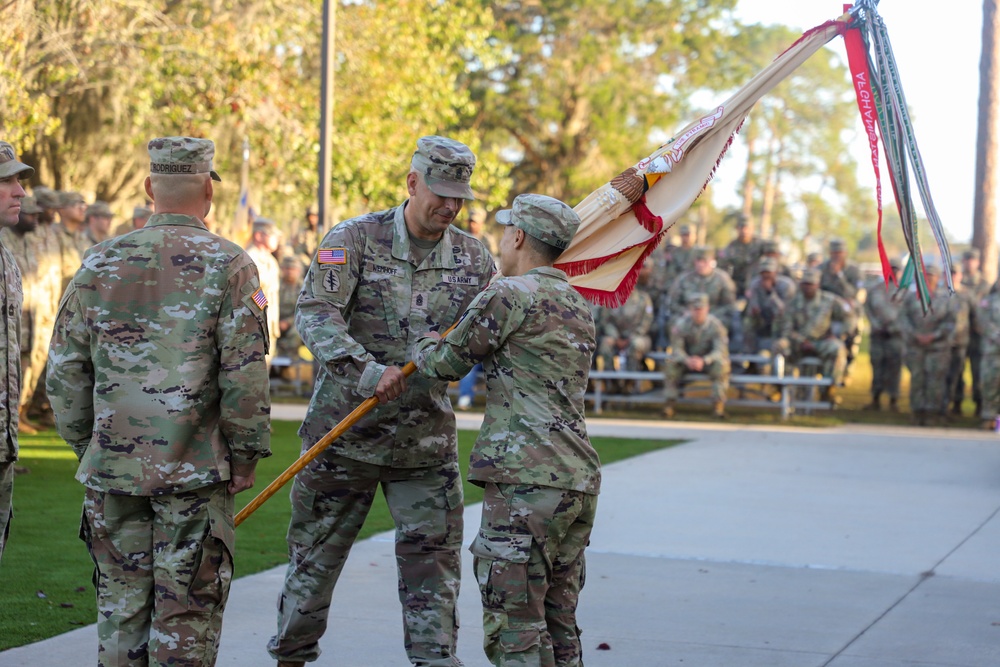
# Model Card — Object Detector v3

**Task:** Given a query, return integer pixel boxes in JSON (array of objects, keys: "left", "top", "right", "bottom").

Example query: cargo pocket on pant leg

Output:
[{"left": 186, "top": 495, "right": 235, "bottom": 613}]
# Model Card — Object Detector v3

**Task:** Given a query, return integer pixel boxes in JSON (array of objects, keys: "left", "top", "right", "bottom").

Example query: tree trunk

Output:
[{"left": 973, "top": 0, "right": 999, "bottom": 284}]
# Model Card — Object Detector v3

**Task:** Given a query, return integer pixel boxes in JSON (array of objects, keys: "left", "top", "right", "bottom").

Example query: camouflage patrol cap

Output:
[
  {"left": 59, "top": 191, "right": 85, "bottom": 208},
  {"left": 889, "top": 257, "right": 902, "bottom": 270},
  {"left": 759, "top": 257, "right": 779, "bottom": 274},
  {"left": 19, "top": 196, "right": 41, "bottom": 215},
  {"left": 0, "top": 141, "right": 34, "bottom": 180},
  {"left": 280, "top": 255, "right": 300, "bottom": 268},
  {"left": 735, "top": 215, "right": 750, "bottom": 228},
  {"left": 924, "top": 263, "right": 942, "bottom": 277},
  {"left": 806, "top": 251, "right": 822, "bottom": 264},
  {"left": 411, "top": 136, "right": 476, "bottom": 200},
  {"left": 689, "top": 293, "right": 710, "bottom": 309},
  {"left": 496, "top": 193, "right": 581, "bottom": 251},
  {"left": 252, "top": 217, "right": 279, "bottom": 234},
  {"left": 147, "top": 136, "right": 221, "bottom": 182},
  {"left": 132, "top": 205, "right": 153, "bottom": 220},
  {"left": 678, "top": 224, "right": 692, "bottom": 235},
  {"left": 32, "top": 186, "right": 58, "bottom": 210},
  {"left": 693, "top": 245, "right": 714, "bottom": 260},
  {"left": 800, "top": 268, "right": 821, "bottom": 284},
  {"left": 85, "top": 201, "right": 113, "bottom": 218},
  {"left": 829, "top": 237, "right": 846, "bottom": 252},
  {"left": 761, "top": 239, "right": 780, "bottom": 254},
  {"left": 962, "top": 248, "right": 981, "bottom": 261},
  {"left": 468, "top": 204, "right": 487, "bottom": 224},
  {"left": 306, "top": 204, "right": 318, "bottom": 216}
]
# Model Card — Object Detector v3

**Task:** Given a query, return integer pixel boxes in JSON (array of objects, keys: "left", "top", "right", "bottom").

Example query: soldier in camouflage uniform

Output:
[
  {"left": 863, "top": 260, "right": 905, "bottom": 411},
  {"left": 743, "top": 257, "right": 796, "bottom": 356},
  {"left": 25, "top": 186, "right": 63, "bottom": 428},
  {"left": 719, "top": 216, "right": 765, "bottom": 297},
  {"left": 54, "top": 190, "right": 90, "bottom": 293},
  {"left": 777, "top": 269, "right": 855, "bottom": 403},
  {"left": 595, "top": 258, "right": 654, "bottom": 372},
  {"left": 414, "top": 193, "right": 599, "bottom": 667},
  {"left": 83, "top": 200, "right": 114, "bottom": 247},
  {"left": 268, "top": 136, "right": 495, "bottom": 667},
  {"left": 277, "top": 255, "right": 304, "bottom": 361},
  {"left": 945, "top": 265, "right": 974, "bottom": 417},
  {"left": 745, "top": 239, "right": 793, "bottom": 287},
  {"left": 900, "top": 264, "right": 956, "bottom": 426},
  {"left": 0, "top": 142, "right": 28, "bottom": 564},
  {"left": 290, "top": 204, "right": 320, "bottom": 272},
  {"left": 112, "top": 204, "right": 153, "bottom": 237},
  {"left": 246, "top": 217, "right": 282, "bottom": 358},
  {"left": 1, "top": 196, "right": 42, "bottom": 434},
  {"left": 667, "top": 246, "right": 739, "bottom": 350},
  {"left": 47, "top": 137, "right": 271, "bottom": 665},
  {"left": 957, "top": 249, "right": 990, "bottom": 414},
  {"left": 663, "top": 293, "right": 730, "bottom": 418},
  {"left": 977, "top": 279, "right": 1000, "bottom": 428},
  {"left": 819, "top": 238, "right": 865, "bottom": 372}
]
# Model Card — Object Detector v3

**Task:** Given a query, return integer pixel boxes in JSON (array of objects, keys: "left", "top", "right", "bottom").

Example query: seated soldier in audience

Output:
[
  {"left": 595, "top": 259, "right": 654, "bottom": 377},
  {"left": 667, "top": 246, "right": 738, "bottom": 347},
  {"left": 777, "top": 268, "right": 855, "bottom": 404},
  {"left": 650, "top": 224, "right": 695, "bottom": 349},
  {"left": 745, "top": 239, "right": 792, "bottom": 289},
  {"left": 662, "top": 293, "right": 730, "bottom": 419},
  {"left": 719, "top": 216, "right": 764, "bottom": 297},
  {"left": 819, "top": 237, "right": 865, "bottom": 373},
  {"left": 743, "top": 257, "right": 796, "bottom": 356}
]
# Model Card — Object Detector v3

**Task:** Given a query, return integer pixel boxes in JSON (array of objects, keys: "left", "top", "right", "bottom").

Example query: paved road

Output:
[{"left": 3, "top": 411, "right": 999, "bottom": 666}]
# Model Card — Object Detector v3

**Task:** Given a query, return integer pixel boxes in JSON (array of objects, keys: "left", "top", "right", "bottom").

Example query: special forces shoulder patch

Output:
[
  {"left": 322, "top": 269, "right": 341, "bottom": 292},
  {"left": 318, "top": 247, "right": 347, "bottom": 265}
]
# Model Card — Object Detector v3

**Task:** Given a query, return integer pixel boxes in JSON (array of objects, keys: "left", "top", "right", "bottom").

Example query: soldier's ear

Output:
[{"left": 143, "top": 177, "right": 154, "bottom": 202}]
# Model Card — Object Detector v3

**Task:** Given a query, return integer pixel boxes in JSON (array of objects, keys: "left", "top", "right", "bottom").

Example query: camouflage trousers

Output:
[
  {"left": 663, "top": 359, "right": 730, "bottom": 402},
  {"left": 794, "top": 337, "right": 847, "bottom": 386},
  {"left": 946, "top": 345, "right": 968, "bottom": 407},
  {"left": 597, "top": 335, "right": 651, "bottom": 371},
  {"left": 979, "top": 344, "right": 1000, "bottom": 419},
  {"left": 869, "top": 333, "right": 903, "bottom": 398},
  {"left": 905, "top": 345, "right": 950, "bottom": 413},
  {"left": 956, "top": 336, "right": 983, "bottom": 406},
  {"left": 472, "top": 483, "right": 597, "bottom": 667},
  {"left": 0, "top": 461, "right": 13, "bottom": 564},
  {"left": 269, "top": 453, "right": 464, "bottom": 666},
  {"left": 81, "top": 483, "right": 235, "bottom": 667}
]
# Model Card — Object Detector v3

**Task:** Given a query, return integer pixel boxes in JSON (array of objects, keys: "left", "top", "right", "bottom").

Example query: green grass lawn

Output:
[{"left": 0, "top": 421, "right": 677, "bottom": 651}]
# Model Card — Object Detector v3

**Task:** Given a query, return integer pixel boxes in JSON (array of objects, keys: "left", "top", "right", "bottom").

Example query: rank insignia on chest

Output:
[
  {"left": 251, "top": 287, "right": 268, "bottom": 310},
  {"left": 318, "top": 247, "right": 347, "bottom": 265}
]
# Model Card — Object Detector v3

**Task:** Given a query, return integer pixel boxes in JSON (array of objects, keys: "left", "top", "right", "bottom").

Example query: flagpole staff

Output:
[
  {"left": 235, "top": 322, "right": 458, "bottom": 527},
  {"left": 318, "top": 0, "right": 336, "bottom": 238}
]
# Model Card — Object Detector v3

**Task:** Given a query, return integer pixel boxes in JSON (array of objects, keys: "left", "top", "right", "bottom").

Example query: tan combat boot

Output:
[
  {"left": 713, "top": 401, "right": 725, "bottom": 419},
  {"left": 662, "top": 402, "right": 675, "bottom": 419}
]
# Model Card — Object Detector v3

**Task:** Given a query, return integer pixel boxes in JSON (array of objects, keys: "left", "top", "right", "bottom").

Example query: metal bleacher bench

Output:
[{"left": 585, "top": 352, "right": 833, "bottom": 420}]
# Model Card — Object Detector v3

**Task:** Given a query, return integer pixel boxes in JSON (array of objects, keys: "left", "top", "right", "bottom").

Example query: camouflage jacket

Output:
[
  {"left": 650, "top": 244, "right": 695, "bottom": 297},
  {"left": 744, "top": 274, "right": 796, "bottom": 338},
  {"left": 295, "top": 202, "right": 495, "bottom": 469},
  {"left": 720, "top": 237, "right": 765, "bottom": 294},
  {"left": 54, "top": 222, "right": 87, "bottom": 294},
  {"left": 291, "top": 227, "right": 319, "bottom": 271},
  {"left": 819, "top": 260, "right": 864, "bottom": 304},
  {"left": 863, "top": 279, "right": 904, "bottom": 337},
  {"left": 277, "top": 278, "right": 303, "bottom": 356},
  {"left": 0, "top": 243, "right": 21, "bottom": 464},
  {"left": 413, "top": 267, "right": 600, "bottom": 494},
  {"left": 950, "top": 285, "right": 975, "bottom": 347},
  {"left": 246, "top": 243, "right": 281, "bottom": 346},
  {"left": 900, "top": 285, "right": 956, "bottom": 350},
  {"left": 669, "top": 313, "right": 729, "bottom": 364},
  {"left": 595, "top": 286, "right": 653, "bottom": 340},
  {"left": 47, "top": 213, "right": 272, "bottom": 495},
  {"left": 0, "top": 228, "right": 39, "bottom": 346},
  {"left": 780, "top": 290, "right": 855, "bottom": 344},
  {"left": 667, "top": 268, "right": 736, "bottom": 321}
]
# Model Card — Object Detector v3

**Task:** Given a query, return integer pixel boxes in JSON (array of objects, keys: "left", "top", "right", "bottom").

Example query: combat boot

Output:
[
  {"left": 951, "top": 401, "right": 963, "bottom": 416},
  {"left": 888, "top": 397, "right": 899, "bottom": 413},
  {"left": 712, "top": 401, "right": 725, "bottom": 419},
  {"left": 662, "top": 402, "right": 675, "bottom": 419},
  {"left": 825, "top": 386, "right": 842, "bottom": 406},
  {"left": 863, "top": 394, "right": 881, "bottom": 411}
]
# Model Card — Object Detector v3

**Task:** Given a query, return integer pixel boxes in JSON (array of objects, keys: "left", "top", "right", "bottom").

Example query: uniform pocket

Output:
[
  {"left": 185, "top": 494, "right": 234, "bottom": 611},
  {"left": 470, "top": 528, "right": 532, "bottom": 612}
]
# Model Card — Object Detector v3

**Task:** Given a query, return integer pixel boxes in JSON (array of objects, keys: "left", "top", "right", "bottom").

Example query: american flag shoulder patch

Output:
[
  {"left": 251, "top": 287, "right": 268, "bottom": 310},
  {"left": 318, "top": 247, "right": 347, "bottom": 265}
]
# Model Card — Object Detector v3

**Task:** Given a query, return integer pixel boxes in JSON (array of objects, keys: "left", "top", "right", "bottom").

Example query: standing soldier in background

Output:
[
  {"left": 25, "top": 186, "right": 62, "bottom": 428},
  {"left": 0, "top": 142, "right": 29, "bottom": 564},
  {"left": 958, "top": 249, "right": 990, "bottom": 415},
  {"left": 277, "top": 255, "right": 304, "bottom": 363},
  {"left": 900, "top": 264, "right": 955, "bottom": 426},
  {"left": 53, "top": 190, "right": 89, "bottom": 292},
  {"left": 466, "top": 204, "right": 499, "bottom": 257},
  {"left": 819, "top": 238, "right": 865, "bottom": 372},
  {"left": 112, "top": 204, "right": 153, "bottom": 237},
  {"left": 268, "top": 135, "right": 495, "bottom": 667},
  {"left": 662, "top": 294, "right": 730, "bottom": 419},
  {"left": 777, "top": 269, "right": 855, "bottom": 405},
  {"left": 47, "top": 136, "right": 271, "bottom": 664},
  {"left": 246, "top": 217, "right": 282, "bottom": 359},
  {"left": 594, "top": 258, "right": 655, "bottom": 374},
  {"left": 719, "top": 215, "right": 764, "bottom": 297},
  {"left": 946, "top": 264, "right": 974, "bottom": 417},
  {"left": 414, "top": 193, "right": 600, "bottom": 667},
  {"left": 291, "top": 204, "right": 320, "bottom": 271},
  {"left": 82, "top": 201, "right": 114, "bottom": 247},
  {"left": 977, "top": 279, "right": 1000, "bottom": 429},
  {"left": 863, "top": 260, "right": 905, "bottom": 412},
  {"left": 0, "top": 196, "right": 41, "bottom": 434}
]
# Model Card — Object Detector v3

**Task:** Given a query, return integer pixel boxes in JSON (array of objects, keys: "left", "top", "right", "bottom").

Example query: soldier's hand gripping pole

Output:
[{"left": 235, "top": 322, "right": 458, "bottom": 527}]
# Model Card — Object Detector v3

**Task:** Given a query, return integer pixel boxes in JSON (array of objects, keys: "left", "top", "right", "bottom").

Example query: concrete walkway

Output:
[{"left": 3, "top": 408, "right": 1000, "bottom": 666}]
